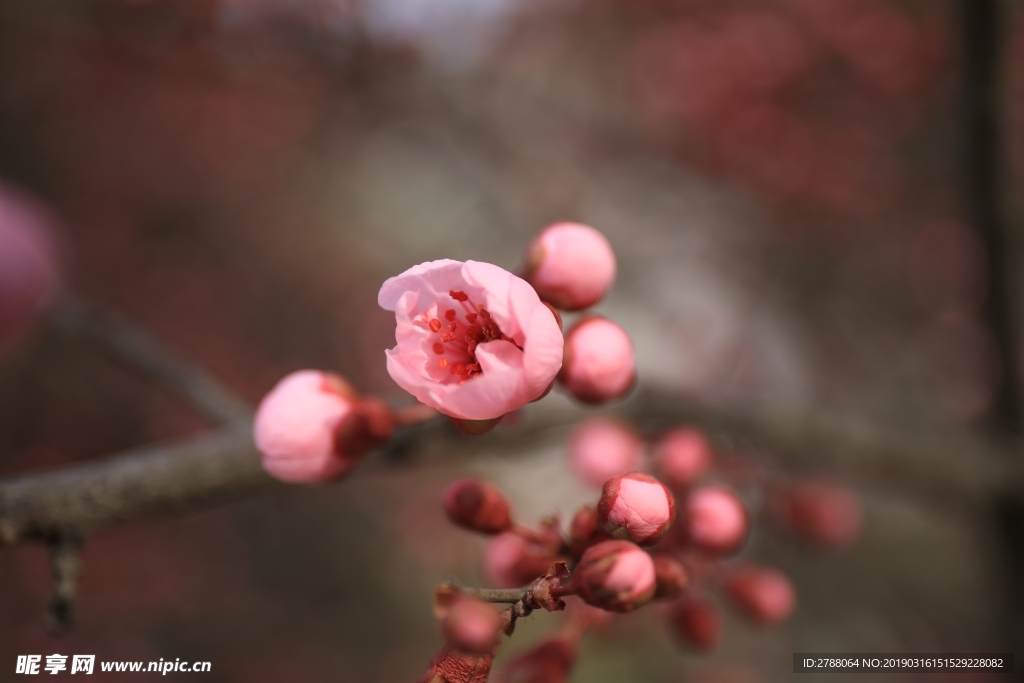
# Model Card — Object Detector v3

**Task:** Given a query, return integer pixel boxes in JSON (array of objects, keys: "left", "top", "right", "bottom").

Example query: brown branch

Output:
[
  {"left": 52, "top": 296, "right": 252, "bottom": 425},
  {"left": 0, "top": 424, "right": 270, "bottom": 544},
  {"left": 3, "top": 388, "right": 1023, "bottom": 549},
  {"left": 449, "top": 585, "right": 529, "bottom": 604}
]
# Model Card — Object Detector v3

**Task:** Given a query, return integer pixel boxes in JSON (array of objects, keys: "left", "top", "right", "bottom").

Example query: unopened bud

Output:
[
  {"left": 655, "top": 428, "right": 713, "bottom": 489},
  {"left": 723, "top": 565, "right": 796, "bottom": 626},
  {"left": 444, "top": 478, "right": 512, "bottom": 535},
  {"left": 0, "top": 183, "right": 62, "bottom": 348},
  {"left": 683, "top": 486, "right": 749, "bottom": 556},
  {"left": 495, "top": 636, "right": 577, "bottom": 683},
  {"left": 669, "top": 595, "right": 721, "bottom": 651},
  {"left": 777, "top": 481, "right": 863, "bottom": 549},
  {"left": 558, "top": 317, "right": 635, "bottom": 405},
  {"left": 568, "top": 418, "right": 643, "bottom": 487},
  {"left": 484, "top": 533, "right": 564, "bottom": 588},
  {"left": 571, "top": 540, "right": 655, "bottom": 613},
  {"left": 417, "top": 645, "right": 497, "bottom": 683},
  {"left": 439, "top": 595, "right": 503, "bottom": 653},
  {"left": 522, "top": 222, "right": 616, "bottom": 311},
  {"left": 254, "top": 370, "right": 389, "bottom": 483},
  {"left": 651, "top": 554, "right": 688, "bottom": 600},
  {"left": 568, "top": 505, "right": 603, "bottom": 552},
  {"left": 598, "top": 472, "right": 675, "bottom": 546}
]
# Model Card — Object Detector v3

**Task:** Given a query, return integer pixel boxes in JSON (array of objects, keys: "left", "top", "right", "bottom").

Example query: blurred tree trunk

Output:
[{"left": 960, "top": 0, "right": 1024, "bottom": 677}]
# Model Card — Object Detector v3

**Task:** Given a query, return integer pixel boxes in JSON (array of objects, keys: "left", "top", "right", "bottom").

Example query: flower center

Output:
[{"left": 420, "top": 289, "right": 511, "bottom": 383}]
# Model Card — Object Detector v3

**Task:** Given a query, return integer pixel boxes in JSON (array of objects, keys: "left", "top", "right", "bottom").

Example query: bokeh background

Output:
[{"left": 1, "top": 0, "right": 1023, "bottom": 680}]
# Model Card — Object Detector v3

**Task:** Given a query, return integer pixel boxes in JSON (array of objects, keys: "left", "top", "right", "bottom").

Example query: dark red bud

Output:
[
  {"left": 669, "top": 595, "right": 721, "bottom": 651},
  {"left": 494, "top": 637, "right": 577, "bottom": 683},
  {"left": 444, "top": 478, "right": 512, "bottom": 535},
  {"left": 651, "top": 554, "right": 688, "bottom": 600}
]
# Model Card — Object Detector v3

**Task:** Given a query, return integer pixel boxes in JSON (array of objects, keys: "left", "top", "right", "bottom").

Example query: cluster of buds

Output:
[
  {"left": 421, "top": 418, "right": 864, "bottom": 680},
  {"left": 564, "top": 418, "right": 863, "bottom": 653}
]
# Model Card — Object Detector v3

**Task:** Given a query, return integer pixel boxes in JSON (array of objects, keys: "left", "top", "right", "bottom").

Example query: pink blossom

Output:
[
  {"left": 0, "top": 184, "right": 61, "bottom": 347},
  {"left": 522, "top": 222, "right": 616, "bottom": 311},
  {"left": 724, "top": 565, "right": 796, "bottom": 626},
  {"left": 598, "top": 472, "right": 676, "bottom": 546},
  {"left": 568, "top": 418, "right": 643, "bottom": 487},
  {"left": 684, "top": 486, "right": 749, "bottom": 556},
  {"left": 253, "top": 370, "right": 377, "bottom": 483},
  {"left": 378, "top": 260, "right": 563, "bottom": 421},
  {"left": 558, "top": 317, "right": 635, "bottom": 404},
  {"left": 656, "top": 428, "right": 713, "bottom": 488},
  {"left": 571, "top": 540, "right": 656, "bottom": 612}
]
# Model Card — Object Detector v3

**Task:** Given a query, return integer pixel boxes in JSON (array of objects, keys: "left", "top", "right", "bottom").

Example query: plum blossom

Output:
[{"left": 379, "top": 260, "right": 563, "bottom": 421}]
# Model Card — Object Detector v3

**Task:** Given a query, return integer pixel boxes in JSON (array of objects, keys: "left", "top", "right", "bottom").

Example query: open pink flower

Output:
[{"left": 379, "top": 260, "right": 563, "bottom": 421}]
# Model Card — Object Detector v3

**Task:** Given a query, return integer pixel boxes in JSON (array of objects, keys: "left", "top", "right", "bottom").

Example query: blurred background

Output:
[{"left": 0, "top": 0, "right": 1022, "bottom": 680}]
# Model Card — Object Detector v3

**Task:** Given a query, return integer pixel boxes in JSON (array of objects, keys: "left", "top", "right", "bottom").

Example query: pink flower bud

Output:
[
  {"left": 253, "top": 370, "right": 388, "bottom": 484},
  {"left": 778, "top": 481, "right": 863, "bottom": 549},
  {"left": 558, "top": 317, "right": 635, "bottom": 405},
  {"left": 568, "top": 418, "right": 643, "bottom": 487},
  {"left": 598, "top": 472, "right": 676, "bottom": 546},
  {"left": 378, "top": 260, "right": 563, "bottom": 421},
  {"left": 656, "top": 428, "right": 713, "bottom": 489},
  {"left": 0, "top": 184, "right": 61, "bottom": 348},
  {"left": 571, "top": 540, "right": 656, "bottom": 613},
  {"left": 651, "top": 554, "right": 688, "bottom": 600},
  {"left": 723, "top": 566, "right": 796, "bottom": 626},
  {"left": 440, "top": 596, "right": 503, "bottom": 653},
  {"left": 495, "top": 637, "right": 577, "bottom": 683},
  {"left": 483, "top": 533, "right": 563, "bottom": 588},
  {"left": 522, "top": 222, "right": 616, "bottom": 311},
  {"left": 417, "top": 645, "right": 496, "bottom": 683},
  {"left": 669, "top": 595, "right": 721, "bottom": 651},
  {"left": 444, "top": 478, "right": 512, "bottom": 535},
  {"left": 683, "top": 486, "right": 749, "bottom": 556}
]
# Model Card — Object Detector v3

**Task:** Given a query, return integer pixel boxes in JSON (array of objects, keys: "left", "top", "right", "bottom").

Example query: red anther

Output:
[
  {"left": 429, "top": 319, "right": 442, "bottom": 333},
  {"left": 440, "top": 358, "right": 449, "bottom": 370},
  {"left": 479, "top": 309, "right": 491, "bottom": 319},
  {"left": 450, "top": 322, "right": 458, "bottom": 332},
  {"left": 433, "top": 343, "right": 445, "bottom": 355},
  {"left": 450, "top": 290, "right": 469, "bottom": 302},
  {"left": 466, "top": 313, "right": 478, "bottom": 323},
  {"left": 441, "top": 332, "right": 451, "bottom": 343},
  {"left": 445, "top": 309, "right": 457, "bottom": 321}
]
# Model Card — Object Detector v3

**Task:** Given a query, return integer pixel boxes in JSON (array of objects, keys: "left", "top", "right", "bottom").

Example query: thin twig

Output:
[
  {"left": 52, "top": 296, "right": 252, "bottom": 425},
  {"left": 46, "top": 535, "right": 80, "bottom": 634}
]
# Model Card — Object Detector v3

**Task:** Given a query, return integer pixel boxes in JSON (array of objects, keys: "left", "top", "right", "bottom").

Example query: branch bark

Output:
[{"left": 53, "top": 297, "right": 252, "bottom": 426}]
